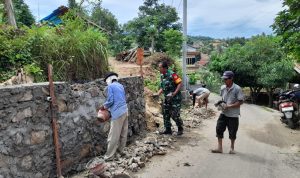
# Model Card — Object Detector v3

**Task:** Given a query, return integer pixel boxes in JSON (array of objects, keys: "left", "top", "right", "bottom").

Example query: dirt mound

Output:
[{"left": 144, "top": 52, "right": 174, "bottom": 68}]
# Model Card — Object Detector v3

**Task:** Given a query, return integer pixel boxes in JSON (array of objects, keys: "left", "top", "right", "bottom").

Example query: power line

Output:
[
  {"left": 177, "top": 0, "right": 182, "bottom": 12},
  {"left": 37, "top": 0, "right": 40, "bottom": 21}
]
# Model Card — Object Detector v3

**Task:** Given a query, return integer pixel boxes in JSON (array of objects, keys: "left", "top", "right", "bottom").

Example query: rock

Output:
[
  {"left": 30, "top": 131, "right": 46, "bottom": 144},
  {"left": 137, "top": 161, "right": 145, "bottom": 168},
  {"left": 183, "top": 162, "right": 191, "bottom": 166},
  {"left": 129, "top": 163, "right": 139, "bottom": 172},
  {"left": 102, "top": 171, "right": 112, "bottom": 178},
  {"left": 12, "top": 107, "right": 32, "bottom": 122},
  {"left": 146, "top": 152, "right": 153, "bottom": 158},
  {"left": 20, "top": 90, "right": 33, "bottom": 102},
  {"left": 158, "top": 141, "right": 169, "bottom": 147},
  {"left": 154, "top": 150, "right": 167, "bottom": 155},
  {"left": 57, "top": 99, "right": 67, "bottom": 112},
  {"left": 112, "top": 173, "right": 131, "bottom": 178},
  {"left": 79, "top": 144, "right": 92, "bottom": 158},
  {"left": 15, "top": 132, "right": 23, "bottom": 145},
  {"left": 140, "top": 155, "right": 146, "bottom": 162},
  {"left": 144, "top": 136, "right": 157, "bottom": 144},
  {"left": 146, "top": 145, "right": 154, "bottom": 152},
  {"left": 21, "top": 155, "right": 32, "bottom": 170}
]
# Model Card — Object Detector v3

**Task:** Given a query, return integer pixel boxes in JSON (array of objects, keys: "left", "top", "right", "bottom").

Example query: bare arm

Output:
[
  {"left": 226, "top": 100, "right": 243, "bottom": 109},
  {"left": 155, "top": 88, "right": 163, "bottom": 96},
  {"left": 158, "top": 88, "right": 163, "bottom": 95}
]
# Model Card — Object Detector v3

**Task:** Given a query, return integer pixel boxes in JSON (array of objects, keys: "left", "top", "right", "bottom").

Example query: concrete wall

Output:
[{"left": 0, "top": 77, "right": 146, "bottom": 178}]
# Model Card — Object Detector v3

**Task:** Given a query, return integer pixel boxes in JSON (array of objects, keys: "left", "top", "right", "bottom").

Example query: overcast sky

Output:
[{"left": 24, "top": 0, "right": 284, "bottom": 39}]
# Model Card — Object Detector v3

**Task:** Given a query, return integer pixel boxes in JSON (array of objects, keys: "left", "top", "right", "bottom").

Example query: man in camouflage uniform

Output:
[{"left": 155, "top": 61, "right": 183, "bottom": 135}]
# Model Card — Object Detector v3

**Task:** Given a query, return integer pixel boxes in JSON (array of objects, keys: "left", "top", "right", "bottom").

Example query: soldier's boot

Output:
[
  {"left": 177, "top": 126, "right": 183, "bottom": 136},
  {"left": 159, "top": 127, "right": 172, "bottom": 135}
]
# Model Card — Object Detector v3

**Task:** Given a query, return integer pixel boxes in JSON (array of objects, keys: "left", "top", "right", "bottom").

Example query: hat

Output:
[
  {"left": 221, "top": 71, "right": 234, "bottom": 79},
  {"left": 104, "top": 72, "right": 118, "bottom": 82}
]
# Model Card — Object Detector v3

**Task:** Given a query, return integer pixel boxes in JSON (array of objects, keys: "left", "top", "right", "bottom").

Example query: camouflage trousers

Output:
[{"left": 162, "top": 99, "right": 183, "bottom": 129}]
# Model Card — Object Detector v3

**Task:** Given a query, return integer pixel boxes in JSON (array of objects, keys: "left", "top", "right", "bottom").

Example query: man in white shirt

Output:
[{"left": 190, "top": 85, "right": 210, "bottom": 109}]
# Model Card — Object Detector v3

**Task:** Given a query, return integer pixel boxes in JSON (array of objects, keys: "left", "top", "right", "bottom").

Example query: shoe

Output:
[
  {"left": 159, "top": 128, "right": 172, "bottom": 135},
  {"left": 177, "top": 126, "right": 183, "bottom": 136}
]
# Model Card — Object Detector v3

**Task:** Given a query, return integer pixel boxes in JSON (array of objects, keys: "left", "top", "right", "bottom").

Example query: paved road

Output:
[{"left": 135, "top": 94, "right": 300, "bottom": 178}]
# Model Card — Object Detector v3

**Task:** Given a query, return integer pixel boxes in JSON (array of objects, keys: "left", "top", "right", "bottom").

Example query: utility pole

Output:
[
  {"left": 182, "top": 0, "right": 187, "bottom": 91},
  {"left": 4, "top": 0, "right": 17, "bottom": 28}
]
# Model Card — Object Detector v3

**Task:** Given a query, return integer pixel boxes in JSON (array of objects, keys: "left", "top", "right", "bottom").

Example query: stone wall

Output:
[{"left": 0, "top": 77, "right": 146, "bottom": 178}]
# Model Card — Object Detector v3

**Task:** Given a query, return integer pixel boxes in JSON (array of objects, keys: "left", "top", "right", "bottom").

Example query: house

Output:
[
  {"left": 40, "top": 6, "right": 69, "bottom": 25},
  {"left": 40, "top": 6, "right": 110, "bottom": 34},
  {"left": 197, "top": 53, "right": 209, "bottom": 67},
  {"left": 186, "top": 45, "right": 201, "bottom": 65}
]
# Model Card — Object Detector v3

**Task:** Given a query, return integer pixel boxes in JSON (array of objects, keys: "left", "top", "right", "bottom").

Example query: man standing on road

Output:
[
  {"left": 100, "top": 72, "right": 128, "bottom": 161},
  {"left": 155, "top": 61, "right": 184, "bottom": 135},
  {"left": 211, "top": 71, "right": 244, "bottom": 154}
]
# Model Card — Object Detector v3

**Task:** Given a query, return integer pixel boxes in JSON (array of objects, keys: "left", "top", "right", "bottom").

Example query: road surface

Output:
[{"left": 134, "top": 94, "right": 300, "bottom": 178}]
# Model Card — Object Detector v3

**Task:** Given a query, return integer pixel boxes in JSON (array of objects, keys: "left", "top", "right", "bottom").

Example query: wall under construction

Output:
[{"left": 0, "top": 77, "right": 146, "bottom": 178}]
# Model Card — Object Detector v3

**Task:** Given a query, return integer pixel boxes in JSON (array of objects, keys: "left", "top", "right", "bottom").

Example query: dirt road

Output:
[{"left": 134, "top": 94, "right": 300, "bottom": 178}]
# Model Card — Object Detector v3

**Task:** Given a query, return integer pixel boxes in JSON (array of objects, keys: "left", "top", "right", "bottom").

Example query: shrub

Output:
[
  {"left": 197, "top": 69, "right": 222, "bottom": 93},
  {"left": 0, "top": 10, "right": 109, "bottom": 83}
]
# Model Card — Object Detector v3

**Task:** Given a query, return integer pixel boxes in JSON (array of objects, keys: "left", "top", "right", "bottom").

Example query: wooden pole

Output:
[
  {"left": 48, "top": 64, "right": 63, "bottom": 177},
  {"left": 137, "top": 48, "right": 144, "bottom": 77}
]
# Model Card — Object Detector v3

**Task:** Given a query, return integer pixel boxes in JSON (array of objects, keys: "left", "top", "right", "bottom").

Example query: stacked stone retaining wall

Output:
[{"left": 0, "top": 77, "right": 146, "bottom": 178}]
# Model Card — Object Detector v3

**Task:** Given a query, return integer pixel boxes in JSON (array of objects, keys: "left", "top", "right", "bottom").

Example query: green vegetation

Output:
[
  {"left": 272, "top": 0, "right": 300, "bottom": 61},
  {"left": 0, "top": 0, "right": 34, "bottom": 27},
  {"left": 144, "top": 74, "right": 160, "bottom": 92},
  {"left": 209, "top": 35, "right": 294, "bottom": 106},
  {"left": 13, "top": 0, "right": 35, "bottom": 26},
  {"left": 163, "top": 29, "right": 183, "bottom": 58},
  {"left": 188, "top": 73, "right": 198, "bottom": 85},
  {"left": 0, "top": 10, "right": 109, "bottom": 82},
  {"left": 188, "top": 69, "right": 222, "bottom": 93},
  {"left": 0, "top": 0, "right": 298, "bottom": 101},
  {"left": 144, "top": 54, "right": 181, "bottom": 92},
  {"left": 0, "top": 26, "right": 33, "bottom": 81},
  {"left": 124, "top": 0, "right": 181, "bottom": 52},
  {"left": 23, "top": 63, "right": 44, "bottom": 82}
]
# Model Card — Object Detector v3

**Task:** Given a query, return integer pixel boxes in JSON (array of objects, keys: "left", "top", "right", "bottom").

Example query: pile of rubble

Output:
[
  {"left": 72, "top": 100, "right": 216, "bottom": 178},
  {"left": 81, "top": 134, "right": 175, "bottom": 178},
  {"left": 182, "top": 107, "right": 216, "bottom": 128},
  {"left": 115, "top": 48, "right": 151, "bottom": 63}
]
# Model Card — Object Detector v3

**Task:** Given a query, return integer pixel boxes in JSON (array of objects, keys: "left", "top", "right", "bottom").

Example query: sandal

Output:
[
  {"left": 211, "top": 149, "right": 223, "bottom": 153},
  {"left": 229, "top": 150, "right": 236, "bottom": 154}
]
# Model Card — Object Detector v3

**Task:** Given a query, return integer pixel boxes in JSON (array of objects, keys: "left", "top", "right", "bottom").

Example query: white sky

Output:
[{"left": 24, "top": 0, "right": 284, "bottom": 39}]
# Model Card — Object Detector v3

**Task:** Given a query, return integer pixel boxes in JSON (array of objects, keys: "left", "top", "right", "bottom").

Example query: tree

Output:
[
  {"left": 125, "top": 0, "right": 181, "bottom": 51},
  {"left": 209, "top": 35, "right": 293, "bottom": 106},
  {"left": 272, "top": 0, "right": 300, "bottom": 61},
  {"left": 91, "top": 4, "right": 119, "bottom": 34},
  {"left": 0, "top": 3, "right": 4, "bottom": 23},
  {"left": 258, "top": 59, "right": 294, "bottom": 106},
  {"left": 225, "top": 37, "right": 247, "bottom": 47},
  {"left": 147, "top": 26, "right": 158, "bottom": 53},
  {"left": 163, "top": 29, "right": 183, "bottom": 58},
  {"left": 2, "top": 0, "right": 34, "bottom": 27},
  {"left": 68, "top": 0, "right": 78, "bottom": 9},
  {"left": 13, "top": 0, "right": 34, "bottom": 26}
]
